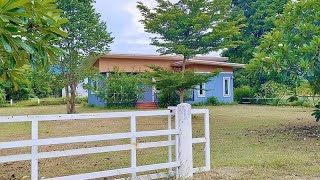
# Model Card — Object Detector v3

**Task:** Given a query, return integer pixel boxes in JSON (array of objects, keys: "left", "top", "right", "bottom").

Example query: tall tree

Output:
[
  {"left": 56, "top": 0, "right": 113, "bottom": 113},
  {"left": 222, "top": 0, "right": 288, "bottom": 88},
  {"left": 137, "top": 0, "right": 243, "bottom": 103},
  {"left": 0, "top": 0, "right": 67, "bottom": 89},
  {"left": 248, "top": 0, "right": 320, "bottom": 119}
]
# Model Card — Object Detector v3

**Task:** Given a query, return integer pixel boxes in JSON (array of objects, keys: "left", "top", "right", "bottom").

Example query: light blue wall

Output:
[
  {"left": 189, "top": 72, "right": 234, "bottom": 103},
  {"left": 88, "top": 78, "right": 105, "bottom": 106},
  {"left": 139, "top": 86, "right": 153, "bottom": 102},
  {"left": 88, "top": 72, "right": 234, "bottom": 106}
]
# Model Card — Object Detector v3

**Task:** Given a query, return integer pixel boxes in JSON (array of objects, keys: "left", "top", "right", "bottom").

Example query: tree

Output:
[
  {"left": 56, "top": 0, "right": 113, "bottom": 113},
  {"left": 137, "top": 0, "right": 242, "bottom": 103},
  {"left": 23, "top": 65, "right": 62, "bottom": 98},
  {"left": 0, "top": 0, "right": 67, "bottom": 89},
  {"left": 144, "top": 66, "right": 219, "bottom": 103},
  {"left": 222, "top": 0, "right": 288, "bottom": 89},
  {"left": 249, "top": 0, "right": 320, "bottom": 120}
]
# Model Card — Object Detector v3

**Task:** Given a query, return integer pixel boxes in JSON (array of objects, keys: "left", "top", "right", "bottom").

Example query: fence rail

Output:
[{"left": 0, "top": 104, "right": 210, "bottom": 180}]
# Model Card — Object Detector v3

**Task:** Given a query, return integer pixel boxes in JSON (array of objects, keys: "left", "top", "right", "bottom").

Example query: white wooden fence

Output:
[{"left": 0, "top": 103, "right": 210, "bottom": 180}]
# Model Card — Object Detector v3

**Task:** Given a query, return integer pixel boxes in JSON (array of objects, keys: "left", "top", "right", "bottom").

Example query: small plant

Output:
[
  {"left": 312, "top": 103, "right": 320, "bottom": 122},
  {"left": 207, "top": 96, "right": 219, "bottom": 105},
  {"left": 157, "top": 90, "right": 179, "bottom": 108}
]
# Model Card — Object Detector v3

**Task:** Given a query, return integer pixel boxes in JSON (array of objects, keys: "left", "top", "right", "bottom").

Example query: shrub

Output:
[
  {"left": 0, "top": 89, "right": 5, "bottom": 104},
  {"left": 207, "top": 96, "right": 219, "bottom": 105},
  {"left": 92, "top": 70, "right": 145, "bottom": 108},
  {"left": 234, "top": 86, "right": 254, "bottom": 103},
  {"left": 157, "top": 90, "right": 179, "bottom": 108},
  {"left": 312, "top": 103, "right": 320, "bottom": 122}
]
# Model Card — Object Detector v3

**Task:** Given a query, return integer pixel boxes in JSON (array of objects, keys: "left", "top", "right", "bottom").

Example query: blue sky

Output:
[{"left": 94, "top": 0, "right": 220, "bottom": 56}]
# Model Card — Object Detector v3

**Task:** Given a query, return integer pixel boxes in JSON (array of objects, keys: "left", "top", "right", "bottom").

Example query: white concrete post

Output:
[
  {"left": 37, "top": 98, "right": 40, "bottom": 105},
  {"left": 176, "top": 103, "right": 193, "bottom": 179},
  {"left": 10, "top": 99, "right": 13, "bottom": 106}
]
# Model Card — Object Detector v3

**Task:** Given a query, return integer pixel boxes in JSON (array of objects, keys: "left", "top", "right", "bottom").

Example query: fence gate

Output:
[{"left": 0, "top": 103, "right": 210, "bottom": 180}]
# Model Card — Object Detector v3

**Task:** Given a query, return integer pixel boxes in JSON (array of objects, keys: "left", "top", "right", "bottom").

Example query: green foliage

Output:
[
  {"left": 21, "top": 65, "right": 53, "bottom": 98},
  {"left": 249, "top": 0, "right": 320, "bottom": 119},
  {"left": 137, "top": 0, "right": 243, "bottom": 103},
  {"left": 258, "top": 81, "right": 289, "bottom": 105},
  {"left": 0, "top": 0, "right": 67, "bottom": 89},
  {"left": 234, "top": 86, "right": 254, "bottom": 103},
  {"left": 144, "top": 66, "right": 219, "bottom": 103},
  {"left": 259, "top": 81, "right": 288, "bottom": 99},
  {"left": 0, "top": 88, "right": 5, "bottom": 104},
  {"left": 56, "top": 0, "right": 113, "bottom": 113},
  {"left": 312, "top": 103, "right": 320, "bottom": 122},
  {"left": 0, "top": 71, "right": 32, "bottom": 100},
  {"left": 207, "top": 96, "right": 220, "bottom": 106},
  {"left": 157, "top": 90, "right": 179, "bottom": 108},
  {"left": 223, "top": 0, "right": 288, "bottom": 88},
  {"left": 137, "top": 0, "right": 242, "bottom": 60},
  {"left": 94, "top": 70, "right": 144, "bottom": 108}
]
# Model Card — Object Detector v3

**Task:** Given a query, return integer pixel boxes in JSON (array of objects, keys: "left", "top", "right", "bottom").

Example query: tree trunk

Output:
[
  {"left": 177, "top": 56, "right": 188, "bottom": 104},
  {"left": 65, "top": 84, "right": 71, "bottom": 114},
  {"left": 69, "top": 83, "right": 77, "bottom": 114},
  {"left": 179, "top": 90, "right": 184, "bottom": 104},
  {"left": 182, "top": 56, "right": 187, "bottom": 73}
]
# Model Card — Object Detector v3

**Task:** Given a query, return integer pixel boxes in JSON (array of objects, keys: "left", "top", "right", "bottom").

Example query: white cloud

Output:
[
  {"left": 123, "top": 0, "right": 157, "bottom": 34},
  {"left": 94, "top": 0, "right": 221, "bottom": 56}
]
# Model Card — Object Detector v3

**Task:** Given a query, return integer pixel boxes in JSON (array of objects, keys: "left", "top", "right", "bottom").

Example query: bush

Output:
[
  {"left": 207, "top": 96, "right": 219, "bottom": 105},
  {"left": 157, "top": 90, "right": 179, "bottom": 108},
  {"left": 312, "top": 103, "right": 320, "bottom": 122},
  {"left": 92, "top": 70, "right": 144, "bottom": 108},
  {"left": 0, "top": 89, "right": 5, "bottom": 104},
  {"left": 234, "top": 86, "right": 254, "bottom": 103}
]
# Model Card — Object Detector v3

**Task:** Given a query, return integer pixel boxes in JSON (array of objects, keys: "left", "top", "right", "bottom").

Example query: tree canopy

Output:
[
  {"left": 0, "top": 0, "right": 67, "bottom": 89},
  {"left": 137, "top": 0, "right": 242, "bottom": 103},
  {"left": 223, "top": 0, "right": 288, "bottom": 64},
  {"left": 56, "top": 0, "right": 113, "bottom": 113},
  {"left": 249, "top": 0, "right": 320, "bottom": 120},
  {"left": 137, "top": 0, "right": 243, "bottom": 70},
  {"left": 144, "top": 66, "right": 219, "bottom": 103},
  {"left": 222, "top": 0, "right": 288, "bottom": 89}
]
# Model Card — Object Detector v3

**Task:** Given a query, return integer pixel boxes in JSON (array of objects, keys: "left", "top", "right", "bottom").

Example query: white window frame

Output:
[
  {"left": 223, "top": 77, "right": 231, "bottom": 97},
  {"left": 91, "top": 79, "right": 99, "bottom": 95},
  {"left": 198, "top": 83, "right": 206, "bottom": 98}
]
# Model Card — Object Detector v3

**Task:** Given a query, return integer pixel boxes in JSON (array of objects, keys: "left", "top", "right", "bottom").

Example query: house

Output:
[
  {"left": 62, "top": 78, "right": 88, "bottom": 97},
  {"left": 88, "top": 54, "right": 244, "bottom": 107}
]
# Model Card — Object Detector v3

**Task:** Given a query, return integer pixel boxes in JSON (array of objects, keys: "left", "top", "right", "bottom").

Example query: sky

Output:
[{"left": 94, "top": 0, "right": 220, "bottom": 57}]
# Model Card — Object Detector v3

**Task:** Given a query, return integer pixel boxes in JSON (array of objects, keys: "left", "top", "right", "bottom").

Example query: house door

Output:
[{"left": 152, "top": 86, "right": 160, "bottom": 102}]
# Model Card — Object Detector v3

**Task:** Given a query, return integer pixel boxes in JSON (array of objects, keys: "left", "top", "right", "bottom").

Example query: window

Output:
[
  {"left": 91, "top": 79, "right": 99, "bottom": 94},
  {"left": 223, "top": 77, "right": 231, "bottom": 97},
  {"left": 198, "top": 83, "right": 206, "bottom": 97}
]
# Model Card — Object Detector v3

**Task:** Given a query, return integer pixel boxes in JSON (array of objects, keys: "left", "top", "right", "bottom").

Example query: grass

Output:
[{"left": 1, "top": 105, "right": 320, "bottom": 179}]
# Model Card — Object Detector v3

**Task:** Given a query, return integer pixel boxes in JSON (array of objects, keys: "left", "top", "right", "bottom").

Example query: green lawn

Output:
[{"left": 0, "top": 105, "right": 320, "bottom": 179}]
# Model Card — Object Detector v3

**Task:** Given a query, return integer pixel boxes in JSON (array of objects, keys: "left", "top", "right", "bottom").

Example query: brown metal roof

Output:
[
  {"left": 100, "top": 53, "right": 229, "bottom": 62},
  {"left": 171, "top": 59, "right": 245, "bottom": 68}
]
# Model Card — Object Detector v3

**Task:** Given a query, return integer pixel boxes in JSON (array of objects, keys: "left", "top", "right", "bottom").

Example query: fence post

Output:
[
  {"left": 176, "top": 103, "right": 193, "bottom": 179},
  {"left": 10, "top": 99, "right": 13, "bottom": 106},
  {"left": 31, "top": 120, "right": 39, "bottom": 180}
]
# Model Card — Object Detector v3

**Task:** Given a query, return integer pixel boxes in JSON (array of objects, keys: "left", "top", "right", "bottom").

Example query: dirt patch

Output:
[
  {"left": 194, "top": 167, "right": 254, "bottom": 180},
  {"left": 194, "top": 167, "right": 320, "bottom": 180},
  {"left": 245, "top": 125, "right": 320, "bottom": 140}
]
